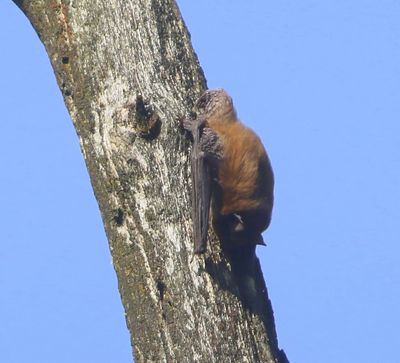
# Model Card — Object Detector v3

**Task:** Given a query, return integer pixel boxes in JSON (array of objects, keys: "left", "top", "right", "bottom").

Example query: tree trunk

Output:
[{"left": 12, "top": 1, "right": 288, "bottom": 362}]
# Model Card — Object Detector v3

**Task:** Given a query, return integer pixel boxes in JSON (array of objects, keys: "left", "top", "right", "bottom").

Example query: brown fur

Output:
[
  {"left": 209, "top": 119, "right": 271, "bottom": 215},
  {"left": 195, "top": 88, "right": 274, "bottom": 248}
]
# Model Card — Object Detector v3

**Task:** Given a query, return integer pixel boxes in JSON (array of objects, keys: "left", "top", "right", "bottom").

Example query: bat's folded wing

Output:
[{"left": 191, "top": 123, "right": 212, "bottom": 254}]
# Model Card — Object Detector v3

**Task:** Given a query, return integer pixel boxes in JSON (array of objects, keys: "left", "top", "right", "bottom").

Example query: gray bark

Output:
[{"left": 12, "top": 1, "right": 288, "bottom": 362}]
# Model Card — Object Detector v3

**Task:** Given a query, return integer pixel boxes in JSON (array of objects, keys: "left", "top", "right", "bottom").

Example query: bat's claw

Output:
[
  {"left": 181, "top": 118, "right": 194, "bottom": 132},
  {"left": 189, "top": 245, "right": 206, "bottom": 264},
  {"left": 194, "top": 245, "right": 207, "bottom": 254},
  {"left": 177, "top": 112, "right": 200, "bottom": 133}
]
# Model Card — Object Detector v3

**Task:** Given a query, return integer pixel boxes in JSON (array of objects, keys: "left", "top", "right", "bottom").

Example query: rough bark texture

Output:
[{"left": 12, "top": 1, "right": 288, "bottom": 362}]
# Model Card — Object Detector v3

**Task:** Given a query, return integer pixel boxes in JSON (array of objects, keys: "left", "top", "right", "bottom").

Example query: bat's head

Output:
[{"left": 195, "top": 88, "right": 237, "bottom": 123}]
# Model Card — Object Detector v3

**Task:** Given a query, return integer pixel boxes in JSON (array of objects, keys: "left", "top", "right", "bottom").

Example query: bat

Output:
[{"left": 181, "top": 89, "right": 274, "bottom": 254}]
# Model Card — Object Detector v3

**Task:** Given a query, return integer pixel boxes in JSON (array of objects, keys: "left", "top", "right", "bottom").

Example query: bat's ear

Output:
[{"left": 254, "top": 234, "right": 266, "bottom": 246}]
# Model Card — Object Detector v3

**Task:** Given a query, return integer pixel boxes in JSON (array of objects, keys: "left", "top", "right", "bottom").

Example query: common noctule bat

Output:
[{"left": 181, "top": 89, "right": 274, "bottom": 254}]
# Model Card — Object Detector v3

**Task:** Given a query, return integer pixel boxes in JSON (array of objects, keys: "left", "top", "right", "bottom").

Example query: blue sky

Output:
[{"left": 1, "top": 1, "right": 400, "bottom": 362}]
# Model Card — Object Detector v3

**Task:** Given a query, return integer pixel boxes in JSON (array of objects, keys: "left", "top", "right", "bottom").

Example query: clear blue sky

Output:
[{"left": 1, "top": 1, "right": 400, "bottom": 362}]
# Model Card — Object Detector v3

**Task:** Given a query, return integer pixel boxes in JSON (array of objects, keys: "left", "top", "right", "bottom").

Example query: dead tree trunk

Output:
[{"left": 12, "top": 1, "right": 288, "bottom": 362}]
